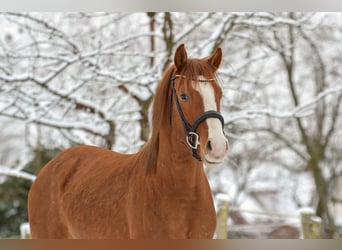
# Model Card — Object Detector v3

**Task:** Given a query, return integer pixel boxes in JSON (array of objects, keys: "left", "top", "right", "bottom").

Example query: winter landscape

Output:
[{"left": 0, "top": 12, "right": 342, "bottom": 238}]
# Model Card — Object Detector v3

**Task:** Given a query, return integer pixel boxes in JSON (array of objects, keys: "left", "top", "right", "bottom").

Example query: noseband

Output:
[{"left": 170, "top": 75, "right": 225, "bottom": 161}]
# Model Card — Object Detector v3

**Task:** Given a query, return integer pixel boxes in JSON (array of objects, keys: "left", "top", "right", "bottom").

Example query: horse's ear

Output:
[
  {"left": 206, "top": 47, "right": 222, "bottom": 71},
  {"left": 174, "top": 44, "right": 188, "bottom": 70}
]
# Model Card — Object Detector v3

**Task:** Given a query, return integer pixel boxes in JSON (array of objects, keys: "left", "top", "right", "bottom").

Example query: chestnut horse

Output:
[{"left": 28, "top": 44, "right": 229, "bottom": 239}]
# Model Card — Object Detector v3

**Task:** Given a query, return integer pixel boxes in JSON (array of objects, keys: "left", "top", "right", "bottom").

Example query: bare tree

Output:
[
  {"left": 213, "top": 12, "right": 342, "bottom": 238},
  {"left": 1, "top": 12, "right": 342, "bottom": 238}
]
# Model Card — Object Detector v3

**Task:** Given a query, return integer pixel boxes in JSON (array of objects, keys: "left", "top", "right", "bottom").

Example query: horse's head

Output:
[{"left": 171, "top": 44, "right": 229, "bottom": 166}]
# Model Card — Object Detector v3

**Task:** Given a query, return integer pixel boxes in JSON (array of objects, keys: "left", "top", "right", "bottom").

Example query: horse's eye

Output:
[{"left": 180, "top": 93, "right": 189, "bottom": 101}]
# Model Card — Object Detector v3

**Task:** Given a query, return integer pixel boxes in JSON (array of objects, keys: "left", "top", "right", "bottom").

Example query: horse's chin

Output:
[{"left": 202, "top": 154, "right": 224, "bottom": 168}]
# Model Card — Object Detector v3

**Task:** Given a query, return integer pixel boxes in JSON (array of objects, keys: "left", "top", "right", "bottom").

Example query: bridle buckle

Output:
[{"left": 186, "top": 132, "right": 200, "bottom": 149}]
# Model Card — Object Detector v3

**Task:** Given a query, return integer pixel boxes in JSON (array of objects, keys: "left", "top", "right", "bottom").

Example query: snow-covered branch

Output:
[
  {"left": 174, "top": 12, "right": 215, "bottom": 44},
  {"left": 0, "top": 166, "right": 36, "bottom": 182},
  {"left": 233, "top": 12, "right": 314, "bottom": 28},
  {"left": 226, "top": 87, "right": 342, "bottom": 124}
]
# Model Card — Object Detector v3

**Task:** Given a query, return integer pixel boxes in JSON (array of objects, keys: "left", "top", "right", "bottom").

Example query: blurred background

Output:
[{"left": 0, "top": 12, "right": 341, "bottom": 238}]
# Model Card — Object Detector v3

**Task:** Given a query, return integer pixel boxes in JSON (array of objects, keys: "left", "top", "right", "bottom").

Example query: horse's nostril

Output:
[{"left": 207, "top": 140, "right": 212, "bottom": 152}]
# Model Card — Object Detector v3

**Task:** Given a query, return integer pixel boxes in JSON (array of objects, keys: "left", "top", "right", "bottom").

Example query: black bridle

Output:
[{"left": 170, "top": 75, "right": 225, "bottom": 161}]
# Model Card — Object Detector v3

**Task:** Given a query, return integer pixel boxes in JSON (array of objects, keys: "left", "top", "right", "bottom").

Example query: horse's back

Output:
[{"left": 28, "top": 145, "right": 135, "bottom": 238}]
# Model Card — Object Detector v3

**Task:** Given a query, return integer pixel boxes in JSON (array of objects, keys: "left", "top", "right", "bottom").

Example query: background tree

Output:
[
  {"left": 1, "top": 12, "right": 342, "bottom": 238},
  {"left": 210, "top": 12, "right": 342, "bottom": 238}
]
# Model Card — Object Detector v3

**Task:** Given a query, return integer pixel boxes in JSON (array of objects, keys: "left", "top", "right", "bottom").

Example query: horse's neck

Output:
[{"left": 153, "top": 127, "right": 206, "bottom": 192}]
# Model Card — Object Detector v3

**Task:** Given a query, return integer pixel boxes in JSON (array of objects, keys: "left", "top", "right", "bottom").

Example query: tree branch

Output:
[{"left": 0, "top": 166, "right": 36, "bottom": 182}]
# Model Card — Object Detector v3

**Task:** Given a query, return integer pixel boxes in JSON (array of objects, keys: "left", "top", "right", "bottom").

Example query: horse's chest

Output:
[{"left": 129, "top": 195, "right": 216, "bottom": 239}]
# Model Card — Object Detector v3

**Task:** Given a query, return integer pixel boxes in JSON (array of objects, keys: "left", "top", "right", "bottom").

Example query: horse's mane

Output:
[{"left": 138, "top": 58, "right": 219, "bottom": 173}]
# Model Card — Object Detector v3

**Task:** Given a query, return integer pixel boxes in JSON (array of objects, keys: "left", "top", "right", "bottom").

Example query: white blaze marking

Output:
[{"left": 193, "top": 76, "right": 225, "bottom": 143}]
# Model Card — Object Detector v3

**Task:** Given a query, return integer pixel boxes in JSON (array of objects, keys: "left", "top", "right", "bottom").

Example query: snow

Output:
[
  {"left": 216, "top": 193, "right": 231, "bottom": 203},
  {"left": 298, "top": 207, "right": 316, "bottom": 215},
  {"left": 20, "top": 222, "right": 30, "bottom": 239},
  {"left": 1, "top": 12, "right": 342, "bottom": 237},
  {"left": 0, "top": 166, "right": 36, "bottom": 182}
]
